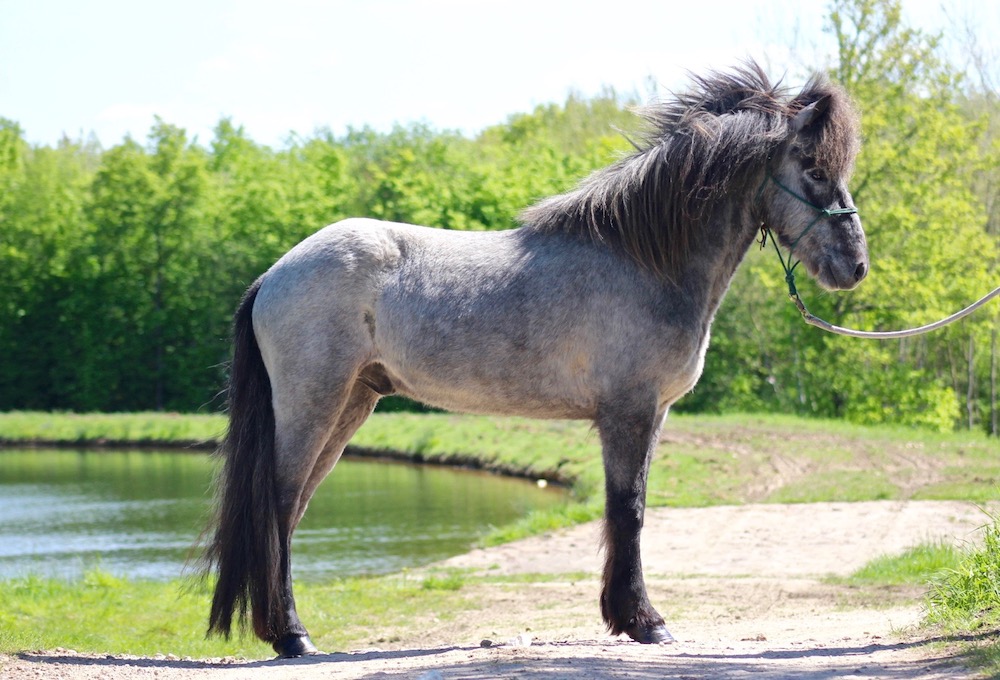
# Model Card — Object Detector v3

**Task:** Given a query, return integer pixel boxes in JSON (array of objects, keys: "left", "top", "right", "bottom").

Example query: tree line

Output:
[{"left": 1, "top": 0, "right": 997, "bottom": 432}]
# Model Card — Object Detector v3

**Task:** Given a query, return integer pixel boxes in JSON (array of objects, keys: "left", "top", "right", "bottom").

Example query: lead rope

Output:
[{"left": 760, "top": 174, "right": 1000, "bottom": 339}]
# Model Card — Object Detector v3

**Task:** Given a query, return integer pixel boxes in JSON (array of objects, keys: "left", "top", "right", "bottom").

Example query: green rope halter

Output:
[{"left": 758, "top": 173, "right": 858, "bottom": 298}]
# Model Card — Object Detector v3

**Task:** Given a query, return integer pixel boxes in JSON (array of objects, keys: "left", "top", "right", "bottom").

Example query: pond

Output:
[{"left": 0, "top": 449, "right": 565, "bottom": 582}]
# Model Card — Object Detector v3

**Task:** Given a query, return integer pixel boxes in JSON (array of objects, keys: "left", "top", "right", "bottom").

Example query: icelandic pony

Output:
[{"left": 205, "top": 61, "right": 867, "bottom": 656}]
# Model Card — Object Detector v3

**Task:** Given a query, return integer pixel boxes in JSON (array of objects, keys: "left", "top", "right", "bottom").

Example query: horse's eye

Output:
[{"left": 808, "top": 169, "right": 827, "bottom": 182}]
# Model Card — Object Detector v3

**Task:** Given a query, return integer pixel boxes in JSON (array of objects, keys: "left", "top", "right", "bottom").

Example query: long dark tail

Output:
[{"left": 206, "top": 277, "right": 285, "bottom": 641}]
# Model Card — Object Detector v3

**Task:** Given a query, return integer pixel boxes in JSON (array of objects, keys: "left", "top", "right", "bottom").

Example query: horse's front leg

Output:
[{"left": 597, "top": 400, "right": 673, "bottom": 644}]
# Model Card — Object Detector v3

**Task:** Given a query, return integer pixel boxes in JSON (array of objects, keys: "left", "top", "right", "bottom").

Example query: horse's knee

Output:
[{"left": 605, "top": 490, "right": 645, "bottom": 528}]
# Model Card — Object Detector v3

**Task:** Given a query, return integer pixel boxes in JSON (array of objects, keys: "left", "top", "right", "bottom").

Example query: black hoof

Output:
[
  {"left": 625, "top": 623, "right": 675, "bottom": 644},
  {"left": 273, "top": 634, "right": 319, "bottom": 658}
]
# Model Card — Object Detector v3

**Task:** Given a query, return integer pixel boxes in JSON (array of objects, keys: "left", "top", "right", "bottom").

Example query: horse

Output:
[{"left": 204, "top": 61, "right": 868, "bottom": 657}]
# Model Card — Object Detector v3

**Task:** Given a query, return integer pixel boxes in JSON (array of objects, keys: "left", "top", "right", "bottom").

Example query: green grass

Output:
[
  {"left": 0, "top": 569, "right": 469, "bottom": 658},
  {"left": 840, "top": 543, "right": 962, "bottom": 587},
  {"left": 0, "top": 411, "right": 225, "bottom": 448},
  {"left": 481, "top": 499, "right": 603, "bottom": 546},
  {"left": 920, "top": 515, "right": 1000, "bottom": 676},
  {"left": 926, "top": 515, "right": 1000, "bottom": 629},
  {"left": 351, "top": 413, "right": 607, "bottom": 500},
  {"left": 767, "top": 470, "right": 898, "bottom": 504},
  {"left": 343, "top": 411, "right": 1000, "bottom": 512},
  {"left": 420, "top": 571, "right": 466, "bottom": 591},
  {"left": 824, "top": 542, "right": 963, "bottom": 610}
]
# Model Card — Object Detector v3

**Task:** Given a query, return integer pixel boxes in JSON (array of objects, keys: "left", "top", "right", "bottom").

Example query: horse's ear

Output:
[{"left": 791, "top": 94, "right": 831, "bottom": 133}]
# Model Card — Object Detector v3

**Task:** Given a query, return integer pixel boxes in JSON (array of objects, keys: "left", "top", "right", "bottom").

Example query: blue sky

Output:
[{"left": 1, "top": 0, "right": 997, "bottom": 149}]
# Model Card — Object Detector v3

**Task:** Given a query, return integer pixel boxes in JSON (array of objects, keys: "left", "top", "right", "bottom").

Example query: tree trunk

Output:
[
  {"left": 967, "top": 333, "right": 975, "bottom": 431},
  {"left": 991, "top": 326, "right": 997, "bottom": 437}
]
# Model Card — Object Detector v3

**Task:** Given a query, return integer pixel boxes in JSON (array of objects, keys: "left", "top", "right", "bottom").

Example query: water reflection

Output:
[{"left": 0, "top": 449, "right": 564, "bottom": 581}]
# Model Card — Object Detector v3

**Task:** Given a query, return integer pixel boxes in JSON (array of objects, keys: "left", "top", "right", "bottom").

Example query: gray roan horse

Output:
[{"left": 205, "top": 61, "right": 868, "bottom": 657}]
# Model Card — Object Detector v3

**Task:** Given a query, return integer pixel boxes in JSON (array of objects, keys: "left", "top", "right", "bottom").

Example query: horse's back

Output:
[{"left": 250, "top": 218, "right": 522, "bottom": 369}]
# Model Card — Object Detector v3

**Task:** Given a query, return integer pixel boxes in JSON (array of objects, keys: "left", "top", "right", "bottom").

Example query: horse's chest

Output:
[{"left": 655, "top": 327, "right": 711, "bottom": 405}]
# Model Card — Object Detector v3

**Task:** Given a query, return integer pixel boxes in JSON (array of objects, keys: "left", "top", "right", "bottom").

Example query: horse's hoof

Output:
[
  {"left": 273, "top": 634, "right": 320, "bottom": 658},
  {"left": 625, "top": 623, "right": 675, "bottom": 644}
]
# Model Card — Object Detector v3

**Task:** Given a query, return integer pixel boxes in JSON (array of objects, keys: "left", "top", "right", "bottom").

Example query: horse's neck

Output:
[{"left": 677, "top": 201, "right": 761, "bottom": 324}]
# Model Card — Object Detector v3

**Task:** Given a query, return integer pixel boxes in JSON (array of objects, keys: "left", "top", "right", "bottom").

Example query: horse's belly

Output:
[
  {"left": 404, "top": 389, "right": 592, "bottom": 420},
  {"left": 384, "top": 360, "right": 597, "bottom": 420}
]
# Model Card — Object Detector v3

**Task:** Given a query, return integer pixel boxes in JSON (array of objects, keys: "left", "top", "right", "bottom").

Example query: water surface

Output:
[{"left": 0, "top": 449, "right": 564, "bottom": 581}]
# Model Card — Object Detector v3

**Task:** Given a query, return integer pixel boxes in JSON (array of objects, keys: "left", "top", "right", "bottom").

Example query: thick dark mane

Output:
[{"left": 520, "top": 61, "right": 859, "bottom": 281}]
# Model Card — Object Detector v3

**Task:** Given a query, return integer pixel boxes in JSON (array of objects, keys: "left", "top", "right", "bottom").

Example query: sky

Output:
[{"left": 1, "top": 0, "right": 998, "bottom": 150}]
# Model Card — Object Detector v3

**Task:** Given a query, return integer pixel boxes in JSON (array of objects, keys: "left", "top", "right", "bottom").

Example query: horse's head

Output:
[{"left": 763, "top": 88, "right": 868, "bottom": 291}]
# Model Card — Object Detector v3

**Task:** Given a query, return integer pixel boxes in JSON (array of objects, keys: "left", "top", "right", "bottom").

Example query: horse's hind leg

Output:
[
  {"left": 293, "top": 381, "right": 381, "bottom": 528},
  {"left": 271, "top": 379, "right": 381, "bottom": 658},
  {"left": 268, "top": 403, "right": 339, "bottom": 656},
  {"left": 597, "top": 398, "right": 673, "bottom": 644},
  {"left": 264, "top": 359, "right": 361, "bottom": 655}
]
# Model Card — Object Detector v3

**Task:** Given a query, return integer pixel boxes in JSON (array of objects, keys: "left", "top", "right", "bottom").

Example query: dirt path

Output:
[{"left": 2, "top": 500, "right": 993, "bottom": 679}]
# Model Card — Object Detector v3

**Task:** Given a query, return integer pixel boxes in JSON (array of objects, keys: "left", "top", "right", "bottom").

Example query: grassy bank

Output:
[
  {"left": 3, "top": 410, "right": 1000, "bottom": 535},
  {"left": 0, "top": 411, "right": 225, "bottom": 449}
]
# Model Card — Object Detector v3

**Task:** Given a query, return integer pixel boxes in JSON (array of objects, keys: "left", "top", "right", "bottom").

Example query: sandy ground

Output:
[{"left": 1, "top": 500, "right": 994, "bottom": 679}]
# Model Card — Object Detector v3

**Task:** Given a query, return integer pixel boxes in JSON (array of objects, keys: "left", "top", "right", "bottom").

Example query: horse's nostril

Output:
[{"left": 854, "top": 261, "right": 867, "bottom": 281}]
